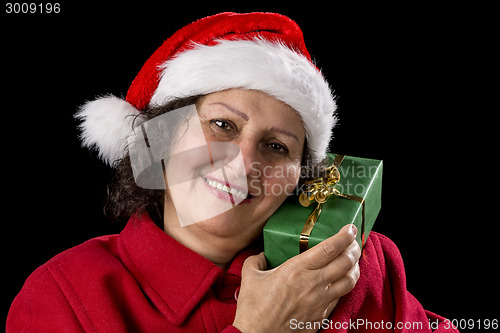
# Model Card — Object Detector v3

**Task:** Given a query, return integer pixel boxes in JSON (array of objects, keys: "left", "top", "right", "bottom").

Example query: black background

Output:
[{"left": 1, "top": 2, "right": 497, "bottom": 332}]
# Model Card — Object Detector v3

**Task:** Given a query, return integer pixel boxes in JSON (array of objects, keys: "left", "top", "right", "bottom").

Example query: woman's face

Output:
[{"left": 164, "top": 88, "right": 305, "bottom": 244}]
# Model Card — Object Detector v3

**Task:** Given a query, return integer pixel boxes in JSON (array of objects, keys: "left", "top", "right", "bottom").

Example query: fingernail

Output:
[{"left": 350, "top": 224, "right": 357, "bottom": 236}]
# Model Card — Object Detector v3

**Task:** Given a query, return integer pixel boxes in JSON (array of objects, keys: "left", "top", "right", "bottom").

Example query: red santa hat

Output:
[{"left": 76, "top": 12, "right": 337, "bottom": 165}]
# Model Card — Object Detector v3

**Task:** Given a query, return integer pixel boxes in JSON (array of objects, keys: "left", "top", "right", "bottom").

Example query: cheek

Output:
[
  {"left": 166, "top": 120, "right": 212, "bottom": 181},
  {"left": 261, "top": 163, "right": 301, "bottom": 199},
  {"left": 170, "top": 119, "right": 207, "bottom": 155}
]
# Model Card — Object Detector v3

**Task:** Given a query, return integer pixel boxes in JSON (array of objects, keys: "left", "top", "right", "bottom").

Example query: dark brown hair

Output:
[{"left": 104, "top": 95, "right": 202, "bottom": 225}]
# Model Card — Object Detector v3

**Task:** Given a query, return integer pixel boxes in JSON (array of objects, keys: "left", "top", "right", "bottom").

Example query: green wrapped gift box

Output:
[{"left": 263, "top": 153, "right": 383, "bottom": 269}]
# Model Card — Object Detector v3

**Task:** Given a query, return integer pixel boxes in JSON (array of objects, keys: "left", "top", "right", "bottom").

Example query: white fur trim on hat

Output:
[
  {"left": 151, "top": 38, "right": 337, "bottom": 164},
  {"left": 75, "top": 95, "right": 144, "bottom": 166}
]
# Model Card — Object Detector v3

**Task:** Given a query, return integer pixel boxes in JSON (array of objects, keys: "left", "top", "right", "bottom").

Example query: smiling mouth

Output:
[{"left": 202, "top": 177, "right": 253, "bottom": 200}]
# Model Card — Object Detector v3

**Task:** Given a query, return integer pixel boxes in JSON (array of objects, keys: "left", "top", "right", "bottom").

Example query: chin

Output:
[{"left": 190, "top": 210, "right": 264, "bottom": 240}]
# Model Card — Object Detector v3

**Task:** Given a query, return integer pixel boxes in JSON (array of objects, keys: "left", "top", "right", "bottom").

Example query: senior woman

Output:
[{"left": 7, "top": 12, "right": 457, "bottom": 333}]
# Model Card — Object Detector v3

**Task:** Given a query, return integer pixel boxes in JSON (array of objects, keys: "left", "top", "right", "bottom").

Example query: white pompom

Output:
[{"left": 75, "top": 95, "right": 144, "bottom": 166}]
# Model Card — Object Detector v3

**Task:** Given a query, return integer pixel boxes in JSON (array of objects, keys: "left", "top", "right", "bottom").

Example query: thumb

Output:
[{"left": 242, "top": 252, "right": 267, "bottom": 272}]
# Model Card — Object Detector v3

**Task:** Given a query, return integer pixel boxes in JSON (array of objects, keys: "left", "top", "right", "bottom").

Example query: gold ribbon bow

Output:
[{"left": 298, "top": 155, "right": 366, "bottom": 253}]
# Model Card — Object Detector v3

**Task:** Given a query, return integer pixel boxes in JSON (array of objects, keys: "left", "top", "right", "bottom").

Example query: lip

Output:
[
  {"left": 201, "top": 176, "right": 255, "bottom": 205},
  {"left": 203, "top": 175, "right": 247, "bottom": 192}
]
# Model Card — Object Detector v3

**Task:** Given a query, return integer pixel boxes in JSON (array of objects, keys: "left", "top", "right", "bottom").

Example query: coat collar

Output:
[{"left": 117, "top": 213, "right": 258, "bottom": 325}]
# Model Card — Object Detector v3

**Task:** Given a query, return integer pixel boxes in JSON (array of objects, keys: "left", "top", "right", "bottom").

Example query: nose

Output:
[{"left": 238, "top": 139, "right": 263, "bottom": 180}]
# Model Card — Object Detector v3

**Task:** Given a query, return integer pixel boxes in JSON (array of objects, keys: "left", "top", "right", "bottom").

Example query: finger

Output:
[
  {"left": 242, "top": 252, "right": 267, "bottom": 273},
  {"left": 319, "top": 240, "right": 361, "bottom": 284},
  {"left": 298, "top": 224, "right": 357, "bottom": 270},
  {"left": 325, "top": 261, "right": 360, "bottom": 300}
]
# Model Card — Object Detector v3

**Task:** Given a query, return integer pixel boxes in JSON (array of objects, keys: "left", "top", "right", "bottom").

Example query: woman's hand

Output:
[{"left": 232, "top": 224, "right": 361, "bottom": 333}]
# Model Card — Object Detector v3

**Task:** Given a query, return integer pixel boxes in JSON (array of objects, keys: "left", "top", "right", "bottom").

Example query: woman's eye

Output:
[
  {"left": 211, "top": 119, "right": 235, "bottom": 132},
  {"left": 267, "top": 142, "right": 289, "bottom": 154},
  {"left": 208, "top": 119, "right": 238, "bottom": 141}
]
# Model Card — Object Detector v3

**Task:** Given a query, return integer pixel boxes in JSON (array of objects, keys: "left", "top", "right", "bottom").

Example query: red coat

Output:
[{"left": 7, "top": 214, "right": 458, "bottom": 332}]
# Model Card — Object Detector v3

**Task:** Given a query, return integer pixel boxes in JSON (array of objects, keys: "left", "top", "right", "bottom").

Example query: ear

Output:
[{"left": 75, "top": 95, "right": 145, "bottom": 166}]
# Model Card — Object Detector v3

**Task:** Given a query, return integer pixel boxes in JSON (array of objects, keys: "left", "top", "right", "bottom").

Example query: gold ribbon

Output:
[{"left": 298, "top": 155, "right": 366, "bottom": 253}]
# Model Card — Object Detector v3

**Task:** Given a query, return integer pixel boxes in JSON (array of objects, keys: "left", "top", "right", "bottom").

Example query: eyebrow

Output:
[
  {"left": 209, "top": 102, "right": 249, "bottom": 121},
  {"left": 270, "top": 127, "right": 300, "bottom": 144},
  {"left": 209, "top": 102, "right": 299, "bottom": 143}
]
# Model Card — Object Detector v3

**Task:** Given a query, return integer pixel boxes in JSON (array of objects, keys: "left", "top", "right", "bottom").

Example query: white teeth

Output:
[{"left": 203, "top": 177, "right": 248, "bottom": 199}]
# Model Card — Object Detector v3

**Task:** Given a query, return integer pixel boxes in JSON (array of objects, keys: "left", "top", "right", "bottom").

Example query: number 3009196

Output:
[{"left": 5, "top": 3, "right": 60, "bottom": 14}]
